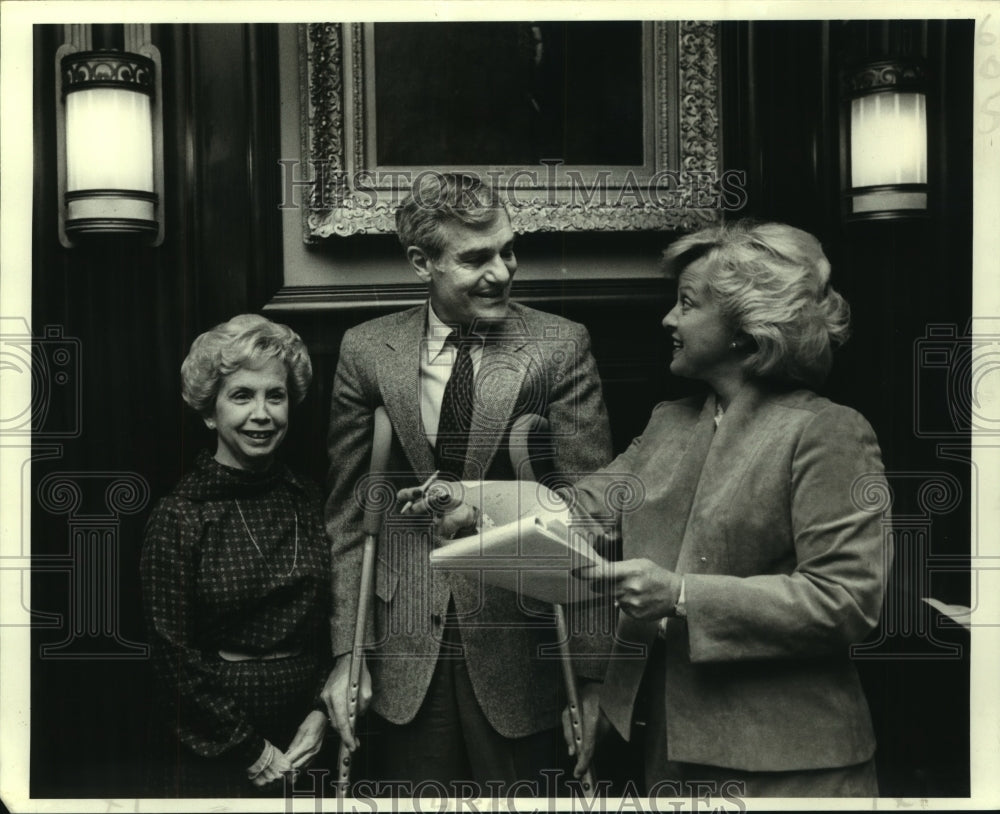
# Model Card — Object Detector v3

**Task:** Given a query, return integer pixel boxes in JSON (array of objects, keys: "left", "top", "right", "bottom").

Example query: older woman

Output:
[
  {"left": 564, "top": 221, "right": 891, "bottom": 797},
  {"left": 141, "top": 314, "right": 331, "bottom": 796}
]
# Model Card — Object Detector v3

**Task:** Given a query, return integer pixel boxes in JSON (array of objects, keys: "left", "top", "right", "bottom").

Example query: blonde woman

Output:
[{"left": 565, "top": 221, "right": 891, "bottom": 797}]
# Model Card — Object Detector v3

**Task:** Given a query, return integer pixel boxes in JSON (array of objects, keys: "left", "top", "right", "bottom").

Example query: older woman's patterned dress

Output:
[{"left": 140, "top": 451, "right": 332, "bottom": 797}]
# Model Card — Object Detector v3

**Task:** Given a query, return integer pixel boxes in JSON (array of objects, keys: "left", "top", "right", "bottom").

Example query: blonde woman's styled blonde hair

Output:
[
  {"left": 662, "top": 220, "right": 850, "bottom": 388},
  {"left": 180, "top": 314, "right": 313, "bottom": 415}
]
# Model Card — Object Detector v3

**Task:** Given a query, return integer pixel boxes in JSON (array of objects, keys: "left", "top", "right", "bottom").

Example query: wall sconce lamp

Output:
[
  {"left": 842, "top": 58, "right": 929, "bottom": 221},
  {"left": 55, "top": 29, "right": 164, "bottom": 247}
]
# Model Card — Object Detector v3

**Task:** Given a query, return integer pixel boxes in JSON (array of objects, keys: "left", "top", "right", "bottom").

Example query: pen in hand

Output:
[{"left": 400, "top": 470, "right": 440, "bottom": 515}]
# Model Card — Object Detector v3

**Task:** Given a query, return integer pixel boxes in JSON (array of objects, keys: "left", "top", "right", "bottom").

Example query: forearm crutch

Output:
[
  {"left": 336, "top": 406, "right": 393, "bottom": 797},
  {"left": 509, "top": 414, "right": 596, "bottom": 795}
]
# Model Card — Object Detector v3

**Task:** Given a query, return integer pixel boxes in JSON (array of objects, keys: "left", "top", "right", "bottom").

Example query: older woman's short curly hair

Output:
[
  {"left": 180, "top": 314, "right": 313, "bottom": 415},
  {"left": 662, "top": 220, "right": 850, "bottom": 388}
]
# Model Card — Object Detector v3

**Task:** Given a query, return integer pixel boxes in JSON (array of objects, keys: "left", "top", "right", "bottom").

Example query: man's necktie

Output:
[{"left": 435, "top": 332, "right": 475, "bottom": 478}]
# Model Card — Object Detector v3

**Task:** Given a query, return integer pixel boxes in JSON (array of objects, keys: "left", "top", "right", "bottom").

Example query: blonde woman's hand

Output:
[{"left": 581, "top": 558, "right": 683, "bottom": 620}]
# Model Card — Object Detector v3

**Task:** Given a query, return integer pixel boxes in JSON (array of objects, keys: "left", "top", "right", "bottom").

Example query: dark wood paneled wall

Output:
[{"left": 30, "top": 20, "right": 971, "bottom": 798}]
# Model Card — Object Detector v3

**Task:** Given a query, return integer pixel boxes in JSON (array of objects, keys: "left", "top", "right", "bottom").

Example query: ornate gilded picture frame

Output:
[{"left": 298, "top": 21, "right": 725, "bottom": 241}]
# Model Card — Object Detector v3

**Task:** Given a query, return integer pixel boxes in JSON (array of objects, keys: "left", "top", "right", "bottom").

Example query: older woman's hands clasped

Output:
[
  {"left": 248, "top": 740, "right": 295, "bottom": 788},
  {"left": 581, "top": 558, "right": 684, "bottom": 620},
  {"left": 249, "top": 709, "right": 328, "bottom": 788}
]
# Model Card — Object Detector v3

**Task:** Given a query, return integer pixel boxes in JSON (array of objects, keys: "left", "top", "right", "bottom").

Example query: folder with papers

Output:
[{"left": 429, "top": 512, "right": 606, "bottom": 605}]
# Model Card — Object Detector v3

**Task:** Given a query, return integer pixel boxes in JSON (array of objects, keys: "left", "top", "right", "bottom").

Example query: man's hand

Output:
[
  {"left": 320, "top": 654, "right": 371, "bottom": 751},
  {"left": 561, "top": 680, "right": 609, "bottom": 779},
  {"left": 581, "top": 558, "right": 683, "bottom": 620},
  {"left": 284, "top": 709, "right": 327, "bottom": 769},
  {"left": 396, "top": 482, "right": 478, "bottom": 539}
]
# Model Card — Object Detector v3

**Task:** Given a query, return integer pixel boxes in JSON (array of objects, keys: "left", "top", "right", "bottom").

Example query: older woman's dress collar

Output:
[{"left": 171, "top": 449, "right": 305, "bottom": 501}]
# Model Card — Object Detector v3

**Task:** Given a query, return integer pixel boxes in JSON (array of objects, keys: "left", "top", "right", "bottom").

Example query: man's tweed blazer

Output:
[{"left": 325, "top": 301, "right": 612, "bottom": 738}]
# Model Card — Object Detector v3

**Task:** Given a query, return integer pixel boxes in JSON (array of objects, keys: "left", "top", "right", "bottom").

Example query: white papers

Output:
[{"left": 429, "top": 482, "right": 606, "bottom": 604}]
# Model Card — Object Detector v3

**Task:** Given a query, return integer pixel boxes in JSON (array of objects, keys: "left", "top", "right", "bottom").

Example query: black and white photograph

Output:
[{"left": 1, "top": 0, "right": 998, "bottom": 811}]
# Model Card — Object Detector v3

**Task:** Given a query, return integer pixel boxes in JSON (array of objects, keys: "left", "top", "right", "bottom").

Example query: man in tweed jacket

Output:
[{"left": 321, "top": 173, "right": 612, "bottom": 791}]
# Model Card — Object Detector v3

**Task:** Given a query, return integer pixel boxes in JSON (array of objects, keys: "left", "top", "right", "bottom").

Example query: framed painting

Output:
[{"left": 298, "top": 20, "right": 725, "bottom": 240}]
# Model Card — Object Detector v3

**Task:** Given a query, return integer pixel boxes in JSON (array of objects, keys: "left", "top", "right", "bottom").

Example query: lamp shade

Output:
[
  {"left": 59, "top": 50, "right": 159, "bottom": 241},
  {"left": 843, "top": 59, "right": 929, "bottom": 220}
]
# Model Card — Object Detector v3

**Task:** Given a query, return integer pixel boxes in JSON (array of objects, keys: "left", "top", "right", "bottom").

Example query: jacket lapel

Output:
[
  {"left": 624, "top": 394, "right": 718, "bottom": 571},
  {"left": 602, "top": 394, "right": 717, "bottom": 743},
  {"left": 462, "top": 331, "right": 530, "bottom": 479},
  {"left": 377, "top": 307, "right": 436, "bottom": 476},
  {"left": 675, "top": 381, "right": 782, "bottom": 573}
]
